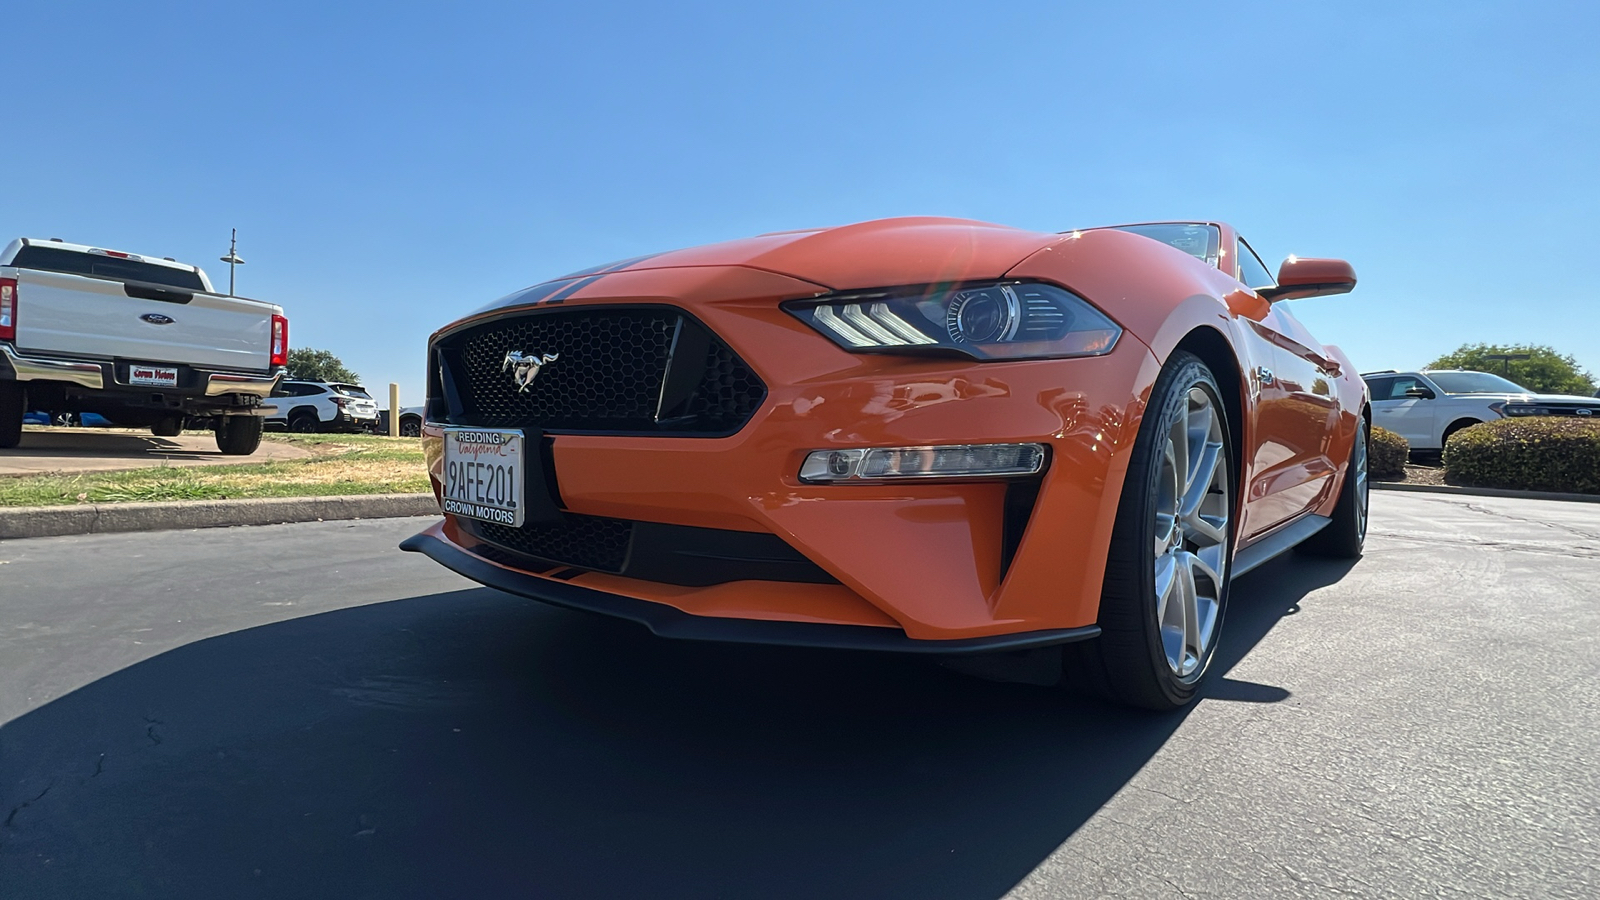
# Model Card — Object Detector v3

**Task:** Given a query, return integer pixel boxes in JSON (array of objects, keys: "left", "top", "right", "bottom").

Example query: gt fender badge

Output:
[
  {"left": 140, "top": 313, "right": 175, "bottom": 325},
  {"left": 503, "top": 350, "right": 560, "bottom": 392}
]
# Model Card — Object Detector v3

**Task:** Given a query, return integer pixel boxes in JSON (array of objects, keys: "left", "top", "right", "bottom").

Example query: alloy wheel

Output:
[
  {"left": 1353, "top": 420, "right": 1370, "bottom": 542},
  {"left": 1152, "top": 385, "right": 1230, "bottom": 680}
]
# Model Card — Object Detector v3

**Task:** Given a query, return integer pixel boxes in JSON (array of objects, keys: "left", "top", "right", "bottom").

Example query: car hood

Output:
[
  {"left": 556, "top": 217, "right": 1065, "bottom": 291},
  {"left": 1498, "top": 393, "right": 1600, "bottom": 403}
]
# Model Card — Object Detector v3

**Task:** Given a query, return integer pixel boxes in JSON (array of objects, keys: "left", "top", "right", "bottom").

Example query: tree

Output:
[
  {"left": 286, "top": 347, "right": 360, "bottom": 384},
  {"left": 1426, "top": 343, "right": 1595, "bottom": 395}
]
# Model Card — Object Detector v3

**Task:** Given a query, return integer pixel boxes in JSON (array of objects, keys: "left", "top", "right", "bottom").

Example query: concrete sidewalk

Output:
[{"left": 0, "top": 426, "right": 311, "bottom": 476}]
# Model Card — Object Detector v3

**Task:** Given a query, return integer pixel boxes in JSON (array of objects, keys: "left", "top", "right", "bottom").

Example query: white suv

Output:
[
  {"left": 1363, "top": 369, "right": 1600, "bottom": 451},
  {"left": 266, "top": 381, "right": 379, "bottom": 433}
]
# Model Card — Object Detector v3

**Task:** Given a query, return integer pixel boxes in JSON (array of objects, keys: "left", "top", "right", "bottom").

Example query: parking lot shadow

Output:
[{"left": 0, "top": 555, "right": 1352, "bottom": 899}]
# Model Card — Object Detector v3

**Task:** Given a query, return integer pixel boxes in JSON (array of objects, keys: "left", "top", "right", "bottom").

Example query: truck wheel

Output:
[
  {"left": 289, "top": 412, "right": 320, "bottom": 433},
  {"left": 151, "top": 415, "right": 183, "bottom": 437},
  {"left": 400, "top": 416, "right": 422, "bottom": 437},
  {"left": 215, "top": 416, "right": 264, "bottom": 456},
  {"left": 0, "top": 383, "right": 24, "bottom": 449}
]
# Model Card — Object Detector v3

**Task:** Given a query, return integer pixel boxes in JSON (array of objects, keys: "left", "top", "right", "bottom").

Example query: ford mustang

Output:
[{"left": 402, "top": 218, "right": 1367, "bottom": 709}]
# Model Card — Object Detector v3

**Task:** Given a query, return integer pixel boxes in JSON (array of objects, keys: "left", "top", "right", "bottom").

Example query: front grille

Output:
[
  {"left": 436, "top": 306, "right": 766, "bottom": 435},
  {"left": 471, "top": 514, "right": 634, "bottom": 573}
]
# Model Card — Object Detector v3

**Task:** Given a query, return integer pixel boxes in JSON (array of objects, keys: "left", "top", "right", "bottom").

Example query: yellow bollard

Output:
[{"left": 389, "top": 382, "right": 400, "bottom": 437}]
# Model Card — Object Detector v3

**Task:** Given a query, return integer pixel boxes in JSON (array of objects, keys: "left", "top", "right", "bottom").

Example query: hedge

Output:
[
  {"left": 1443, "top": 418, "right": 1600, "bottom": 495},
  {"left": 1369, "top": 425, "right": 1409, "bottom": 478}
]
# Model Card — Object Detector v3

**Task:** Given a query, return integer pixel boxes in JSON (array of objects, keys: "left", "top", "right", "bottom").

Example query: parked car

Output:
[
  {"left": 1361, "top": 369, "right": 1600, "bottom": 450},
  {"left": 401, "top": 218, "right": 1370, "bottom": 710},
  {"left": 1, "top": 237, "right": 284, "bottom": 454},
  {"left": 266, "top": 381, "right": 380, "bottom": 433},
  {"left": 376, "top": 405, "right": 425, "bottom": 437}
]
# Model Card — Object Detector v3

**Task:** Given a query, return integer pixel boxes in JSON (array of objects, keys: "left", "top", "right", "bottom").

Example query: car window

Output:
[
  {"left": 1364, "top": 376, "right": 1395, "bottom": 399},
  {"left": 1425, "top": 371, "right": 1528, "bottom": 394},
  {"left": 1382, "top": 376, "right": 1425, "bottom": 401},
  {"left": 1237, "top": 239, "right": 1275, "bottom": 290},
  {"left": 330, "top": 384, "right": 372, "bottom": 399}
]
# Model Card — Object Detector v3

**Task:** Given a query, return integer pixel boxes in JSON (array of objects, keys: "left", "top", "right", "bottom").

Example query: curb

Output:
[
  {"left": 1371, "top": 481, "right": 1600, "bottom": 504},
  {"left": 0, "top": 494, "right": 442, "bottom": 540}
]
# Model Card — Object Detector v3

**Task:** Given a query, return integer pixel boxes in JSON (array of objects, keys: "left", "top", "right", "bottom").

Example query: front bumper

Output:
[{"left": 415, "top": 265, "right": 1163, "bottom": 643}]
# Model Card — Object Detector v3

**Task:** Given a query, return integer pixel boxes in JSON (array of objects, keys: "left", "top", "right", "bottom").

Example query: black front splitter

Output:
[{"left": 400, "top": 531, "right": 1101, "bottom": 656}]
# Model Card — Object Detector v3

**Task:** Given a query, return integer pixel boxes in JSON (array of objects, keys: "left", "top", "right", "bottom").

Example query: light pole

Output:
[
  {"left": 1483, "top": 353, "right": 1530, "bottom": 378},
  {"left": 220, "top": 228, "right": 245, "bottom": 296}
]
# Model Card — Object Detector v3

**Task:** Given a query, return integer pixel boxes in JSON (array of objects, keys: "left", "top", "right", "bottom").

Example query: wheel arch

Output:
[{"left": 1170, "top": 326, "right": 1246, "bottom": 499}]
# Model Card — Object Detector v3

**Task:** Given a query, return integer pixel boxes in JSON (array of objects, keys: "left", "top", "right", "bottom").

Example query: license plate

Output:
[
  {"left": 441, "top": 428, "right": 525, "bottom": 527},
  {"left": 128, "top": 365, "right": 179, "bottom": 387}
]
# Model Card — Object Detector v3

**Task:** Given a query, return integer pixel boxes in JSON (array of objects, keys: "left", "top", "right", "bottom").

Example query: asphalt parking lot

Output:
[{"left": 1, "top": 493, "right": 1596, "bottom": 898}]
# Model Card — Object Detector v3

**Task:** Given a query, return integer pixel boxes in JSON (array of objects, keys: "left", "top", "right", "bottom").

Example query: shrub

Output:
[
  {"left": 1443, "top": 418, "right": 1600, "bottom": 495},
  {"left": 1369, "top": 425, "right": 1409, "bottom": 478}
]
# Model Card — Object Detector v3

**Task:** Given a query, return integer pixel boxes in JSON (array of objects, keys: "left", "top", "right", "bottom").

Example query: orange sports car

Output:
[{"left": 402, "top": 218, "right": 1367, "bottom": 709}]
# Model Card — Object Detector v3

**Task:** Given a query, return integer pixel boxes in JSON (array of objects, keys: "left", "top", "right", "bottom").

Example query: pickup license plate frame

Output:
[{"left": 128, "top": 364, "right": 179, "bottom": 388}]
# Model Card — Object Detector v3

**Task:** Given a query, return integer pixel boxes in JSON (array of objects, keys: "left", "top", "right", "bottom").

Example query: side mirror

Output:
[
  {"left": 1258, "top": 257, "right": 1357, "bottom": 302},
  {"left": 1404, "top": 386, "right": 1436, "bottom": 400}
]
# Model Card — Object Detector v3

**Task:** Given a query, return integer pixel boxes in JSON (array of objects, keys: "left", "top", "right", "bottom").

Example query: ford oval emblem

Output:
[
  {"left": 1579, "top": 408, "right": 1593, "bottom": 416},
  {"left": 140, "top": 313, "right": 175, "bottom": 325}
]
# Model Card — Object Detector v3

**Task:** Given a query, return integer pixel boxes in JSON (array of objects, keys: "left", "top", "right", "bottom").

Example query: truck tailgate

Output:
[{"left": 13, "top": 268, "right": 275, "bottom": 372}]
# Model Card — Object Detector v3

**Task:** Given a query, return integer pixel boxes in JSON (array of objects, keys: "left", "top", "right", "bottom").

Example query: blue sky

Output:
[{"left": 4, "top": 0, "right": 1596, "bottom": 403}]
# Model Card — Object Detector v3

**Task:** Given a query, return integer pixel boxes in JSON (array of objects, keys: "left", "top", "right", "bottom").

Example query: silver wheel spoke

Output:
[{"left": 1151, "top": 380, "right": 1230, "bottom": 681}]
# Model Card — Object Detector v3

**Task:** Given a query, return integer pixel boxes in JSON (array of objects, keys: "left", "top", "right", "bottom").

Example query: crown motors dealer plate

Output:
[{"left": 441, "top": 427, "right": 525, "bottom": 527}]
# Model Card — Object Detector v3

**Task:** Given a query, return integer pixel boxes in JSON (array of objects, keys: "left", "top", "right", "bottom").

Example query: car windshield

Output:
[
  {"left": 1099, "top": 223, "right": 1221, "bottom": 266},
  {"left": 1426, "top": 371, "right": 1529, "bottom": 394},
  {"left": 331, "top": 384, "right": 372, "bottom": 399}
]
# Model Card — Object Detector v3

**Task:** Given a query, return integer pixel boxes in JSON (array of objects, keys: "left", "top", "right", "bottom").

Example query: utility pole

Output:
[
  {"left": 1484, "top": 352, "right": 1530, "bottom": 377},
  {"left": 220, "top": 228, "right": 245, "bottom": 296}
]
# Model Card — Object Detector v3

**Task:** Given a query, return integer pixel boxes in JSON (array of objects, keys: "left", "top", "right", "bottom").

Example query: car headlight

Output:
[{"left": 785, "top": 281, "right": 1121, "bottom": 361}]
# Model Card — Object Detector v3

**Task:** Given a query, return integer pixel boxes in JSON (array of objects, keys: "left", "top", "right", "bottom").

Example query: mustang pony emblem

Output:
[{"left": 503, "top": 350, "right": 560, "bottom": 392}]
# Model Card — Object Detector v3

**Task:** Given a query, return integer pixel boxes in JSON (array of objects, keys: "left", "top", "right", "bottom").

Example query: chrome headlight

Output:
[{"left": 786, "top": 281, "right": 1121, "bottom": 361}]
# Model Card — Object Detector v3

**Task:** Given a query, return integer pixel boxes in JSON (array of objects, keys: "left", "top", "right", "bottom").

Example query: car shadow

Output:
[{"left": 0, "top": 554, "right": 1353, "bottom": 899}]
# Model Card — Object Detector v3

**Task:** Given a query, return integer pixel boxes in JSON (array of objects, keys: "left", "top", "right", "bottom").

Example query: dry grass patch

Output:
[{"left": 0, "top": 433, "right": 430, "bottom": 507}]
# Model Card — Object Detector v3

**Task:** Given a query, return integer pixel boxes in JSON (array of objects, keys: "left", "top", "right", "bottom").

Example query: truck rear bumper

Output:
[
  {"left": 0, "top": 342, "right": 104, "bottom": 389},
  {"left": 2, "top": 342, "right": 282, "bottom": 413}
]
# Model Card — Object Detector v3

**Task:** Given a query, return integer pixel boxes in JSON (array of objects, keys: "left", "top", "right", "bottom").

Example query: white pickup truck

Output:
[{"left": 0, "top": 237, "right": 286, "bottom": 454}]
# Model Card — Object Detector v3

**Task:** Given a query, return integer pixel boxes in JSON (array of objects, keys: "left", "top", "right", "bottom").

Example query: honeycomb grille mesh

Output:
[
  {"left": 468, "top": 515, "right": 634, "bottom": 573},
  {"left": 440, "top": 307, "right": 765, "bottom": 434}
]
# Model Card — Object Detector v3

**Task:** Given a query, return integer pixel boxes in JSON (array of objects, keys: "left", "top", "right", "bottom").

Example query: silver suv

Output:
[
  {"left": 266, "top": 381, "right": 379, "bottom": 433},
  {"left": 1363, "top": 369, "right": 1600, "bottom": 451}
]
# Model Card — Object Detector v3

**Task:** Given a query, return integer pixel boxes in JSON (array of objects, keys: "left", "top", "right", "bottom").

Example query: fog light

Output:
[{"left": 799, "top": 443, "right": 1046, "bottom": 483}]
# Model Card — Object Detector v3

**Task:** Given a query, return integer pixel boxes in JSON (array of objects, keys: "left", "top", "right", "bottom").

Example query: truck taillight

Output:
[
  {"left": 0, "top": 278, "right": 16, "bottom": 341},
  {"left": 270, "top": 314, "right": 288, "bottom": 367}
]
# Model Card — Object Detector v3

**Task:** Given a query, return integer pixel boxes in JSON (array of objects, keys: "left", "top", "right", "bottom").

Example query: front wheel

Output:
[
  {"left": 399, "top": 416, "right": 422, "bottom": 438},
  {"left": 1065, "top": 352, "right": 1234, "bottom": 710}
]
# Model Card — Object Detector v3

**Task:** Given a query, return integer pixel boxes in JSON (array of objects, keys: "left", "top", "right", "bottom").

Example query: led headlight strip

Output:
[
  {"left": 787, "top": 281, "right": 1120, "bottom": 361},
  {"left": 799, "top": 443, "right": 1046, "bottom": 483}
]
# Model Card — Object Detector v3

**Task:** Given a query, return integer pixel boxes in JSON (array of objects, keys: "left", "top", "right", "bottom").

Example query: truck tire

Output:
[
  {"left": 151, "top": 415, "right": 183, "bottom": 437},
  {"left": 0, "top": 383, "right": 24, "bottom": 449},
  {"left": 215, "top": 416, "right": 264, "bottom": 456}
]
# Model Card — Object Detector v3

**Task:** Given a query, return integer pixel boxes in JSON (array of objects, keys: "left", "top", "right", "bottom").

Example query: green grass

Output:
[{"left": 0, "top": 433, "right": 431, "bottom": 507}]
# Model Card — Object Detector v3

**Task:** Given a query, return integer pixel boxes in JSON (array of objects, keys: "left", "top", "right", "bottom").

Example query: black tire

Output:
[
  {"left": 0, "top": 382, "right": 24, "bottom": 449},
  {"left": 150, "top": 415, "right": 183, "bottom": 437},
  {"left": 399, "top": 416, "right": 422, "bottom": 438},
  {"left": 1300, "top": 416, "right": 1369, "bottom": 558},
  {"left": 1064, "top": 352, "right": 1235, "bottom": 711},
  {"left": 289, "top": 412, "right": 320, "bottom": 433},
  {"left": 215, "top": 416, "right": 264, "bottom": 456},
  {"left": 1442, "top": 419, "right": 1481, "bottom": 450}
]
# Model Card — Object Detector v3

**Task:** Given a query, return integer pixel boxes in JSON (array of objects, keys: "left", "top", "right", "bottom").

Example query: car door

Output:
[
  {"left": 1369, "top": 374, "right": 1436, "bottom": 446},
  {"left": 1234, "top": 238, "right": 1342, "bottom": 535}
]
